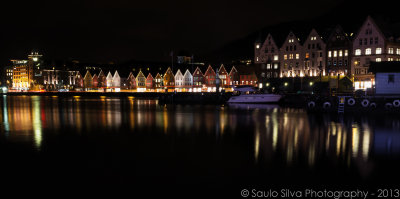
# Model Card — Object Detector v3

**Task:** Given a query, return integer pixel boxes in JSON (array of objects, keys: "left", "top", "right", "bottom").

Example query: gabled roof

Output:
[
  {"left": 155, "top": 73, "right": 162, "bottom": 79},
  {"left": 113, "top": 70, "right": 120, "bottom": 79},
  {"left": 84, "top": 70, "right": 92, "bottom": 79},
  {"left": 146, "top": 73, "right": 153, "bottom": 79},
  {"left": 183, "top": 69, "right": 192, "bottom": 77},
  {"left": 229, "top": 66, "right": 238, "bottom": 75},
  {"left": 204, "top": 65, "right": 216, "bottom": 75},
  {"left": 354, "top": 15, "right": 387, "bottom": 41},
  {"left": 136, "top": 70, "right": 145, "bottom": 78},
  {"left": 106, "top": 71, "right": 113, "bottom": 80},
  {"left": 193, "top": 67, "right": 204, "bottom": 76},
  {"left": 127, "top": 72, "right": 135, "bottom": 80},
  {"left": 175, "top": 69, "right": 183, "bottom": 77},
  {"left": 92, "top": 74, "right": 98, "bottom": 80}
]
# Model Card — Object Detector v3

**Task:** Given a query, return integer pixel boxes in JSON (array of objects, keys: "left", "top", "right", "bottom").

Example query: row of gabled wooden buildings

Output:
[{"left": 73, "top": 64, "right": 258, "bottom": 92}]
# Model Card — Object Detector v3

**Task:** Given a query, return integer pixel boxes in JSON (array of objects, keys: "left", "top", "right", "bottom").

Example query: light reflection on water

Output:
[{"left": 0, "top": 96, "right": 399, "bottom": 176}]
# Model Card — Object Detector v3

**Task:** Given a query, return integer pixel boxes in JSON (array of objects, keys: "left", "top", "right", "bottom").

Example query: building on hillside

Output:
[{"left": 326, "top": 25, "right": 353, "bottom": 76}]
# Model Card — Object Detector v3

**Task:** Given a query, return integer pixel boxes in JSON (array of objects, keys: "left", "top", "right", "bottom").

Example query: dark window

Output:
[
  {"left": 344, "top": 60, "right": 348, "bottom": 66},
  {"left": 364, "top": 38, "right": 367, "bottom": 45},
  {"left": 312, "top": 44, "right": 315, "bottom": 49},
  {"left": 333, "top": 60, "right": 337, "bottom": 66},
  {"left": 388, "top": 74, "right": 395, "bottom": 83},
  {"left": 375, "top": 37, "right": 378, "bottom": 44},
  {"left": 294, "top": 45, "right": 296, "bottom": 50},
  {"left": 265, "top": 48, "right": 268, "bottom": 53},
  {"left": 328, "top": 61, "right": 331, "bottom": 66},
  {"left": 359, "top": 39, "right": 362, "bottom": 45},
  {"left": 308, "top": 44, "right": 310, "bottom": 49},
  {"left": 271, "top": 48, "right": 274, "bottom": 53},
  {"left": 339, "top": 60, "right": 342, "bottom": 66},
  {"left": 286, "top": 46, "right": 288, "bottom": 51},
  {"left": 320, "top": 52, "right": 323, "bottom": 57},
  {"left": 290, "top": 46, "right": 292, "bottom": 51},
  {"left": 312, "top": 53, "right": 315, "bottom": 58},
  {"left": 370, "top": 38, "right": 373, "bottom": 45}
]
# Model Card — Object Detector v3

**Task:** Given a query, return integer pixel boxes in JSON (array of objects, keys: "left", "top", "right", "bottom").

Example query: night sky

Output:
[{"left": 0, "top": 0, "right": 373, "bottom": 65}]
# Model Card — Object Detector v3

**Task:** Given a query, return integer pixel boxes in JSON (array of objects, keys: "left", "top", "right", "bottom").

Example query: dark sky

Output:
[{"left": 0, "top": 0, "right": 345, "bottom": 65}]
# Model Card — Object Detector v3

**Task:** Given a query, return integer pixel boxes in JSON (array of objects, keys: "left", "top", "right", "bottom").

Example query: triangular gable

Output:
[
  {"left": 92, "top": 74, "right": 98, "bottom": 80},
  {"left": 155, "top": 73, "right": 162, "bottom": 79},
  {"left": 219, "top": 64, "right": 228, "bottom": 75},
  {"left": 261, "top": 33, "right": 279, "bottom": 49},
  {"left": 137, "top": 70, "right": 145, "bottom": 78},
  {"left": 84, "top": 70, "right": 92, "bottom": 79},
  {"left": 204, "top": 65, "right": 215, "bottom": 76},
  {"left": 175, "top": 69, "right": 183, "bottom": 78},
  {"left": 106, "top": 72, "right": 113, "bottom": 80},
  {"left": 304, "top": 29, "right": 325, "bottom": 45},
  {"left": 229, "top": 66, "right": 238, "bottom": 76},
  {"left": 113, "top": 70, "right": 120, "bottom": 80},
  {"left": 183, "top": 69, "right": 192, "bottom": 78},
  {"left": 193, "top": 67, "right": 204, "bottom": 76},
  {"left": 146, "top": 73, "right": 154, "bottom": 80},
  {"left": 353, "top": 15, "right": 386, "bottom": 42}
]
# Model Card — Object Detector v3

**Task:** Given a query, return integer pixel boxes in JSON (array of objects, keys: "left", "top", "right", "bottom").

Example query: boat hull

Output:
[{"left": 227, "top": 94, "right": 282, "bottom": 103}]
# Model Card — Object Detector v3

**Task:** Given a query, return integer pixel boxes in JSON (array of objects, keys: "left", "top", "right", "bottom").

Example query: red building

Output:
[
  {"left": 146, "top": 73, "right": 154, "bottom": 91},
  {"left": 236, "top": 65, "right": 258, "bottom": 86},
  {"left": 229, "top": 66, "right": 239, "bottom": 86},
  {"left": 204, "top": 65, "right": 216, "bottom": 92},
  {"left": 92, "top": 74, "right": 98, "bottom": 88}
]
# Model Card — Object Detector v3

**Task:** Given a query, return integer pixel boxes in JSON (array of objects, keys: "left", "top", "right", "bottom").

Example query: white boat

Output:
[{"left": 227, "top": 86, "right": 282, "bottom": 103}]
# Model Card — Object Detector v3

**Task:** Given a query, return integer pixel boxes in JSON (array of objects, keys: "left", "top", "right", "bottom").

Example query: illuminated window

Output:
[
  {"left": 376, "top": 58, "right": 381, "bottom": 62},
  {"left": 355, "top": 49, "right": 361, "bottom": 56},
  {"left": 289, "top": 54, "right": 293, "bottom": 59},
  {"left": 388, "top": 48, "right": 394, "bottom": 54},
  {"left": 274, "top": 63, "right": 278, "bottom": 69},
  {"left": 305, "top": 53, "right": 310, "bottom": 59},
  {"left": 339, "top": 50, "right": 343, "bottom": 57},
  {"left": 328, "top": 51, "right": 332, "bottom": 57},
  {"left": 365, "top": 48, "right": 371, "bottom": 55},
  {"left": 284, "top": 55, "right": 287, "bottom": 60},
  {"left": 296, "top": 54, "right": 299, "bottom": 59},
  {"left": 256, "top": 57, "right": 259, "bottom": 61},
  {"left": 256, "top": 44, "right": 260, "bottom": 49},
  {"left": 334, "top": 51, "right": 337, "bottom": 57},
  {"left": 397, "top": 48, "right": 400, "bottom": 55},
  {"left": 376, "top": 48, "right": 382, "bottom": 54},
  {"left": 345, "top": 50, "right": 348, "bottom": 56},
  {"left": 388, "top": 58, "right": 393, "bottom": 61},
  {"left": 273, "top": 55, "right": 278, "bottom": 61}
]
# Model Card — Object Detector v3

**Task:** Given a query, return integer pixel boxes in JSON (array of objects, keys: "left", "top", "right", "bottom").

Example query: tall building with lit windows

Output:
[
  {"left": 11, "top": 59, "right": 30, "bottom": 89},
  {"left": 3, "top": 66, "right": 13, "bottom": 88},
  {"left": 302, "top": 29, "right": 326, "bottom": 77},
  {"left": 254, "top": 34, "right": 280, "bottom": 79},
  {"left": 326, "top": 25, "right": 353, "bottom": 76},
  {"left": 351, "top": 16, "right": 400, "bottom": 90},
  {"left": 280, "top": 31, "right": 304, "bottom": 77},
  {"left": 28, "top": 51, "right": 43, "bottom": 86}
]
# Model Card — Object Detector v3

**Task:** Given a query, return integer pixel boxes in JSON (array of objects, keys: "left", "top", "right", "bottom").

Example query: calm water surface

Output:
[{"left": 1, "top": 95, "right": 399, "bottom": 196}]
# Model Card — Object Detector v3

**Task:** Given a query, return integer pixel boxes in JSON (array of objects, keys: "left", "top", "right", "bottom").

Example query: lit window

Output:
[
  {"left": 345, "top": 50, "right": 348, "bottom": 56},
  {"left": 376, "top": 58, "right": 381, "bottom": 62},
  {"left": 289, "top": 54, "right": 293, "bottom": 59},
  {"left": 333, "top": 51, "right": 337, "bottom": 57},
  {"left": 274, "top": 63, "right": 278, "bottom": 69},
  {"left": 305, "top": 53, "right": 310, "bottom": 59},
  {"left": 388, "top": 58, "right": 394, "bottom": 61},
  {"left": 296, "top": 54, "right": 299, "bottom": 59},
  {"left": 256, "top": 44, "right": 260, "bottom": 49},
  {"left": 274, "top": 55, "right": 278, "bottom": 61},
  {"left": 328, "top": 51, "right": 332, "bottom": 57},
  {"left": 339, "top": 50, "right": 343, "bottom": 57},
  {"left": 397, "top": 48, "right": 400, "bottom": 55},
  {"left": 365, "top": 48, "right": 371, "bottom": 55},
  {"left": 388, "top": 48, "right": 394, "bottom": 54},
  {"left": 284, "top": 55, "right": 287, "bottom": 60},
  {"left": 267, "top": 64, "right": 271, "bottom": 69},
  {"left": 355, "top": 49, "right": 361, "bottom": 56},
  {"left": 256, "top": 57, "right": 259, "bottom": 61},
  {"left": 376, "top": 48, "right": 382, "bottom": 54}
]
